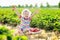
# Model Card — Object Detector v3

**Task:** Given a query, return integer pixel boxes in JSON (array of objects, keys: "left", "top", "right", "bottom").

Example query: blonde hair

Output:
[{"left": 21, "top": 9, "right": 32, "bottom": 17}]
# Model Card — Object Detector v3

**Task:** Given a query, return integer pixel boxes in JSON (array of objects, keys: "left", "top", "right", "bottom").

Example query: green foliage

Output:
[
  {"left": 12, "top": 35, "right": 28, "bottom": 40},
  {"left": 30, "top": 8, "right": 60, "bottom": 32},
  {"left": 0, "top": 6, "right": 1, "bottom": 7},
  {"left": 25, "top": 4, "right": 29, "bottom": 8},
  {"left": 0, "top": 25, "right": 28, "bottom": 40},
  {"left": 0, "top": 8, "right": 20, "bottom": 26},
  {"left": 40, "top": 3, "right": 44, "bottom": 8},
  {"left": 18, "top": 5, "right": 21, "bottom": 8},
  {"left": 0, "top": 25, "right": 15, "bottom": 40},
  {"left": 0, "top": 8, "right": 60, "bottom": 32},
  {"left": 20, "top": 36, "right": 28, "bottom": 40},
  {"left": 0, "top": 35, "right": 7, "bottom": 40},
  {"left": 35, "top": 4, "right": 38, "bottom": 8},
  {"left": 47, "top": 2, "right": 50, "bottom": 7},
  {"left": 0, "top": 25, "right": 9, "bottom": 35},
  {"left": 7, "top": 36, "right": 12, "bottom": 40},
  {"left": 58, "top": 2, "right": 60, "bottom": 8},
  {"left": 29, "top": 4, "right": 33, "bottom": 8},
  {"left": 12, "top": 35, "right": 20, "bottom": 40}
]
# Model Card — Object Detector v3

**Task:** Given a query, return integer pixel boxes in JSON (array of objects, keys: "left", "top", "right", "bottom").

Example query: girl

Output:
[{"left": 12, "top": 6, "right": 39, "bottom": 35}]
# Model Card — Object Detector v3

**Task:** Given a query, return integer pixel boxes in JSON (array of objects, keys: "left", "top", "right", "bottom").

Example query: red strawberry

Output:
[{"left": 30, "top": 28, "right": 40, "bottom": 32}]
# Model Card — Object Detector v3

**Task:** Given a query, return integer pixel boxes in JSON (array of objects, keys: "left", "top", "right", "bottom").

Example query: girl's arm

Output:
[
  {"left": 31, "top": 10, "right": 39, "bottom": 17},
  {"left": 12, "top": 5, "right": 21, "bottom": 16}
]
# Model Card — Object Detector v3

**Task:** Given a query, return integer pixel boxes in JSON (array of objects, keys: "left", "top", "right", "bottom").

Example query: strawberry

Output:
[{"left": 30, "top": 28, "right": 39, "bottom": 32}]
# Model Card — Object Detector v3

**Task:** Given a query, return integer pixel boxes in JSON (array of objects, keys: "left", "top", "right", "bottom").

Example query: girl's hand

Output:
[
  {"left": 12, "top": 5, "right": 16, "bottom": 11},
  {"left": 31, "top": 9, "right": 39, "bottom": 17},
  {"left": 35, "top": 10, "right": 39, "bottom": 14}
]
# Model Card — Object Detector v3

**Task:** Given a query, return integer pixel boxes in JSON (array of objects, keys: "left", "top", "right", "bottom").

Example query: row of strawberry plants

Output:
[
  {"left": 0, "top": 8, "right": 20, "bottom": 26},
  {"left": 0, "top": 25, "right": 28, "bottom": 40},
  {"left": 31, "top": 8, "right": 60, "bottom": 32}
]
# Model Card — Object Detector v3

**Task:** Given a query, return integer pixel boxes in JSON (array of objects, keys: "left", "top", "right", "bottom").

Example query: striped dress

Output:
[{"left": 19, "top": 16, "right": 31, "bottom": 32}]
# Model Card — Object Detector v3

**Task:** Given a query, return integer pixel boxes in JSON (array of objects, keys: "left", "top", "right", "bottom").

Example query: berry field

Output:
[
  {"left": 0, "top": 8, "right": 60, "bottom": 31},
  {"left": 0, "top": 8, "right": 60, "bottom": 40}
]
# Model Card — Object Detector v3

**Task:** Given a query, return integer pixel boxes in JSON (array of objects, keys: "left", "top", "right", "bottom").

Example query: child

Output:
[{"left": 12, "top": 6, "right": 39, "bottom": 35}]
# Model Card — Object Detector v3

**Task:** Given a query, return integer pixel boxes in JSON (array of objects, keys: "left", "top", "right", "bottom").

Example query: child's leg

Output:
[
  {"left": 25, "top": 26, "right": 32, "bottom": 35},
  {"left": 18, "top": 29, "right": 24, "bottom": 36},
  {"left": 18, "top": 26, "right": 25, "bottom": 35}
]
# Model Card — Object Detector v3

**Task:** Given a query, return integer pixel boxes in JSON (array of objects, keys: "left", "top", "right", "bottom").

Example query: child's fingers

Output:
[
  {"left": 12, "top": 8, "right": 15, "bottom": 11},
  {"left": 35, "top": 10, "right": 39, "bottom": 13},
  {"left": 12, "top": 5, "right": 16, "bottom": 8},
  {"left": 12, "top": 5, "right": 16, "bottom": 11},
  {"left": 12, "top": 8, "right": 16, "bottom": 11}
]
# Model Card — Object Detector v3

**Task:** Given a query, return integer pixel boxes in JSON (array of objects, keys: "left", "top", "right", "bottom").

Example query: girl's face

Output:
[{"left": 23, "top": 10, "right": 29, "bottom": 17}]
